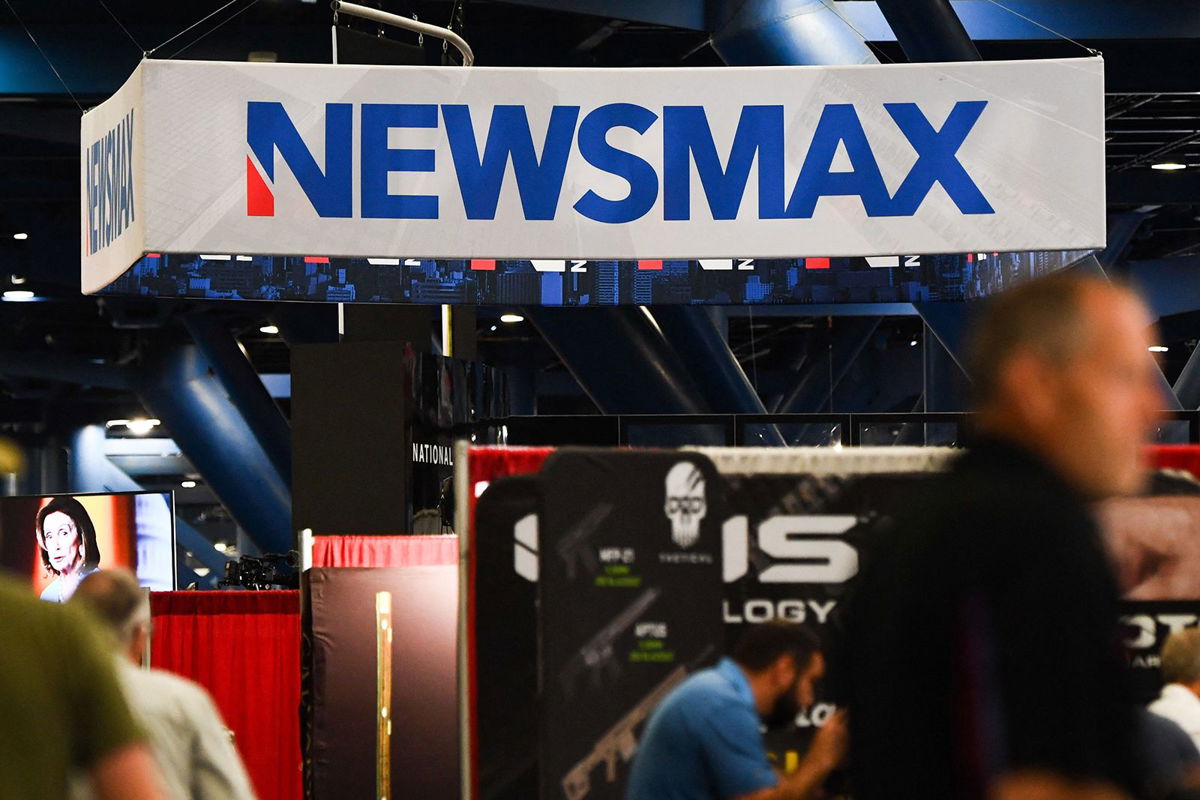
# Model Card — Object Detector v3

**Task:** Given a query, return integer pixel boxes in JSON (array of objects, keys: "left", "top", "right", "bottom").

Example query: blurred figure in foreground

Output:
[
  {"left": 843, "top": 274, "right": 1162, "bottom": 800},
  {"left": 0, "top": 570, "right": 164, "bottom": 799},
  {"left": 626, "top": 621, "right": 846, "bottom": 800},
  {"left": 70, "top": 569, "right": 257, "bottom": 800}
]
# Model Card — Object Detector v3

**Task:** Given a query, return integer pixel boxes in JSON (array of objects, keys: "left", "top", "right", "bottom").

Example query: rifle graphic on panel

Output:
[
  {"left": 560, "top": 665, "right": 688, "bottom": 800},
  {"left": 555, "top": 502, "right": 613, "bottom": 580},
  {"left": 559, "top": 588, "right": 660, "bottom": 699}
]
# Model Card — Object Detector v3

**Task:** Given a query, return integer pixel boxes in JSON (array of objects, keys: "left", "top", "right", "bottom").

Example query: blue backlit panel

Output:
[{"left": 101, "top": 250, "right": 1091, "bottom": 305}]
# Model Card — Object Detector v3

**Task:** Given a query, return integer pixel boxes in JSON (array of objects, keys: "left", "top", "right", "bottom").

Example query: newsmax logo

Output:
[
  {"left": 245, "top": 100, "right": 993, "bottom": 223},
  {"left": 85, "top": 109, "right": 136, "bottom": 255}
]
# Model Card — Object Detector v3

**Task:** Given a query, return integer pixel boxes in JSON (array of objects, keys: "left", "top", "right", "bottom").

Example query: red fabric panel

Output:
[
  {"left": 467, "top": 447, "right": 554, "bottom": 514},
  {"left": 464, "top": 446, "right": 553, "bottom": 798},
  {"left": 150, "top": 590, "right": 301, "bottom": 800},
  {"left": 311, "top": 535, "right": 459, "bottom": 568},
  {"left": 1147, "top": 445, "right": 1200, "bottom": 480}
]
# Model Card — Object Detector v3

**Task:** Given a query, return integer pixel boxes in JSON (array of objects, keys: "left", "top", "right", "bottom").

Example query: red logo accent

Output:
[
  {"left": 637, "top": 260, "right": 663, "bottom": 271},
  {"left": 804, "top": 257, "right": 830, "bottom": 270},
  {"left": 304, "top": 256, "right": 329, "bottom": 264},
  {"left": 246, "top": 156, "right": 274, "bottom": 217},
  {"left": 470, "top": 260, "right": 496, "bottom": 271}
]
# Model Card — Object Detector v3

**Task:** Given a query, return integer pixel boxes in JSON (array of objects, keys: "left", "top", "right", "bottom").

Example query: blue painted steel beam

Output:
[
  {"left": 1173, "top": 347, "right": 1200, "bottom": 411},
  {"left": 830, "top": 1, "right": 1200, "bottom": 42},
  {"left": 527, "top": 307, "right": 713, "bottom": 415},
  {"left": 918, "top": 259, "right": 1185, "bottom": 412},
  {"left": 710, "top": 0, "right": 878, "bottom": 66},
  {"left": 913, "top": 302, "right": 974, "bottom": 374},
  {"left": 137, "top": 343, "right": 293, "bottom": 554},
  {"left": 650, "top": 306, "right": 785, "bottom": 444},
  {"left": 651, "top": 307, "right": 770, "bottom": 410},
  {"left": 491, "top": 1, "right": 1200, "bottom": 42},
  {"left": 183, "top": 312, "right": 292, "bottom": 486},
  {"left": 924, "top": 330, "right": 970, "bottom": 412},
  {"left": 875, "top": 0, "right": 978, "bottom": 62},
  {"left": 778, "top": 316, "right": 882, "bottom": 414},
  {"left": 478, "top": 0, "right": 705, "bottom": 30},
  {"left": 0, "top": 348, "right": 292, "bottom": 554},
  {"left": 1098, "top": 213, "right": 1149, "bottom": 273}
]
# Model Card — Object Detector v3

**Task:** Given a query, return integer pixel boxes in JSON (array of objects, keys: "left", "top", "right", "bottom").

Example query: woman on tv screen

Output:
[{"left": 36, "top": 497, "right": 101, "bottom": 602}]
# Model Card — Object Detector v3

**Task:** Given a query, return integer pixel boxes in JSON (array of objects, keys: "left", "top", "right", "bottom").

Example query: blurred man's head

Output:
[
  {"left": 1161, "top": 628, "right": 1200, "bottom": 695},
  {"left": 733, "top": 621, "right": 824, "bottom": 726},
  {"left": 969, "top": 274, "right": 1162, "bottom": 499},
  {"left": 69, "top": 568, "right": 150, "bottom": 663}
]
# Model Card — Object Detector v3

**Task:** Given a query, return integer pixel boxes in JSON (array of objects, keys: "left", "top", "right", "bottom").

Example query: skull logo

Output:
[{"left": 664, "top": 462, "right": 706, "bottom": 549}]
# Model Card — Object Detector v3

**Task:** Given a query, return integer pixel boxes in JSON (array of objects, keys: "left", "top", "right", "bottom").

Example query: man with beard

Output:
[
  {"left": 626, "top": 621, "right": 847, "bottom": 800},
  {"left": 842, "top": 274, "right": 1162, "bottom": 800}
]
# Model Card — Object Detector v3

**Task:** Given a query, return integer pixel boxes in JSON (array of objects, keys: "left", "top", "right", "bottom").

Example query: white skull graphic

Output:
[{"left": 664, "top": 462, "right": 706, "bottom": 549}]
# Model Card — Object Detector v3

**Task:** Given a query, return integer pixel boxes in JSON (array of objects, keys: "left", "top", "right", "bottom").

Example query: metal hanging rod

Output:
[{"left": 333, "top": 1, "right": 475, "bottom": 66}]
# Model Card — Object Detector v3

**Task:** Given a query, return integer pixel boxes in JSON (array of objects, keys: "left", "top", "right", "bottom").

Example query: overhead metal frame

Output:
[{"left": 333, "top": 1, "right": 475, "bottom": 66}]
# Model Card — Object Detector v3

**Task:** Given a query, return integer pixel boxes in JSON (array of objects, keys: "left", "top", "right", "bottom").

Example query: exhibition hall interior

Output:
[{"left": 5, "top": 1, "right": 1200, "bottom": 798}]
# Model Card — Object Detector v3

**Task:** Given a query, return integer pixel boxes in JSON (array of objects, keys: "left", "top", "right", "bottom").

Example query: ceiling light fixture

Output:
[
  {"left": 2, "top": 290, "right": 35, "bottom": 301},
  {"left": 500, "top": 313, "right": 525, "bottom": 324},
  {"left": 125, "top": 418, "right": 162, "bottom": 435},
  {"left": 1151, "top": 162, "right": 1187, "bottom": 171},
  {"left": 180, "top": 480, "right": 197, "bottom": 489},
  {"left": 12, "top": 232, "right": 27, "bottom": 240},
  {"left": 259, "top": 324, "right": 280, "bottom": 335},
  {"left": 214, "top": 542, "right": 228, "bottom": 553}
]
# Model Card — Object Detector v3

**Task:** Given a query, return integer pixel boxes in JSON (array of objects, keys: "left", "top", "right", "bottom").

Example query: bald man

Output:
[
  {"left": 70, "top": 569, "right": 256, "bottom": 800},
  {"left": 842, "top": 274, "right": 1162, "bottom": 800}
]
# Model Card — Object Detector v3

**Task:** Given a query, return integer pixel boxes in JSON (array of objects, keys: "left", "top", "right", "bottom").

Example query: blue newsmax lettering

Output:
[
  {"left": 244, "top": 100, "right": 993, "bottom": 222},
  {"left": 86, "top": 109, "right": 136, "bottom": 255}
]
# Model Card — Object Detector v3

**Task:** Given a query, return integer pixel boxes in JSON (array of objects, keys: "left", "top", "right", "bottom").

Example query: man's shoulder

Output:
[
  {"left": 657, "top": 666, "right": 754, "bottom": 728},
  {"left": 145, "top": 666, "right": 212, "bottom": 699},
  {"left": 895, "top": 454, "right": 1086, "bottom": 537},
  {"left": 675, "top": 666, "right": 745, "bottom": 701},
  {"left": 1151, "top": 686, "right": 1200, "bottom": 720},
  {"left": 123, "top": 664, "right": 219, "bottom": 716}
]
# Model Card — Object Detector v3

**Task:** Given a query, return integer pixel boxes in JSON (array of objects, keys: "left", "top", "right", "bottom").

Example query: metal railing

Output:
[{"left": 479, "top": 410, "right": 1200, "bottom": 448}]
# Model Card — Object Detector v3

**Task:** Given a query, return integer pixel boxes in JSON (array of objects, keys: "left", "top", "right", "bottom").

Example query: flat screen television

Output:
[{"left": 0, "top": 491, "right": 176, "bottom": 602}]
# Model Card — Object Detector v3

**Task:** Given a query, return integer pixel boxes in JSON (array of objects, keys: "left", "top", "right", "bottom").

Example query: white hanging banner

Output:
[{"left": 81, "top": 57, "right": 1105, "bottom": 295}]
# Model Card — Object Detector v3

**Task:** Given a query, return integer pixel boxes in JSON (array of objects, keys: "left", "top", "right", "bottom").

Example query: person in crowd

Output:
[
  {"left": 626, "top": 621, "right": 847, "bottom": 800},
  {"left": 1134, "top": 706, "right": 1200, "bottom": 799},
  {"left": 1150, "top": 629, "right": 1200, "bottom": 752},
  {"left": 841, "top": 273, "right": 1162, "bottom": 800},
  {"left": 70, "top": 568, "right": 257, "bottom": 800},
  {"left": 0, "top": 569, "right": 165, "bottom": 799},
  {"left": 38, "top": 495, "right": 101, "bottom": 602}
]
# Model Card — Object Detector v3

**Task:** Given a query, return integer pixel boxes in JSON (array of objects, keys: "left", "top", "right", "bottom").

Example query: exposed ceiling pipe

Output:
[{"left": 333, "top": 1, "right": 475, "bottom": 66}]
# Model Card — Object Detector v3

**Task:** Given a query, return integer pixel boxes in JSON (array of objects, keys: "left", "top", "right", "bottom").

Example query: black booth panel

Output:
[{"left": 308, "top": 566, "right": 460, "bottom": 800}]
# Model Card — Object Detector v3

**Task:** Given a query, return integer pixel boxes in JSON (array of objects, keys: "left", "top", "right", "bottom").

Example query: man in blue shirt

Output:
[{"left": 626, "top": 622, "right": 846, "bottom": 800}]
